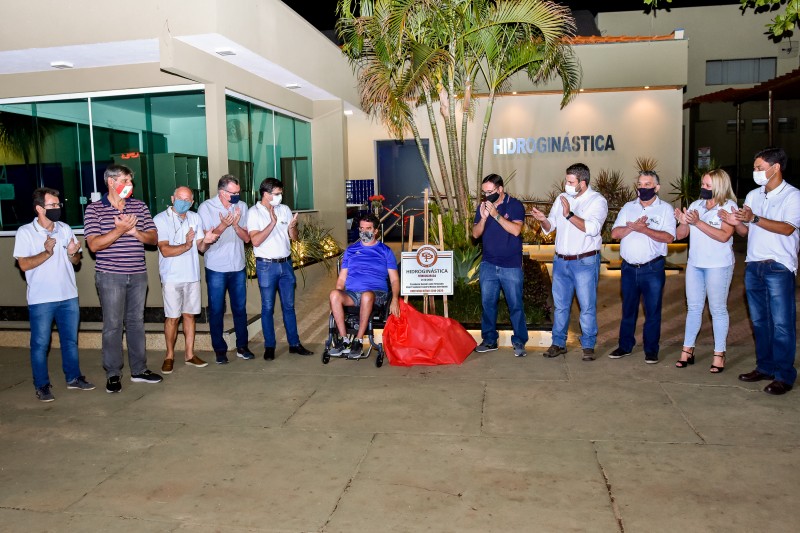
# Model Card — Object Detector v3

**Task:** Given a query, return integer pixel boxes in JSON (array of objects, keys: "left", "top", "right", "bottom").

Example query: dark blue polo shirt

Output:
[{"left": 473, "top": 194, "right": 525, "bottom": 268}]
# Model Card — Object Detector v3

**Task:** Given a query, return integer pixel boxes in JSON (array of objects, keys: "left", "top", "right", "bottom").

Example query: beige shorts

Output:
[{"left": 162, "top": 281, "right": 201, "bottom": 318}]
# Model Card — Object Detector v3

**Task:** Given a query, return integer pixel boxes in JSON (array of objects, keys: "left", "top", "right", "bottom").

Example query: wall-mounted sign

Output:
[
  {"left": 401, "top": 245, "right": 453, "bottom": 296},
  {"left": 493, "top": 134, "right": 616, "bottom": 156},
  {"left": 697, "top": 147, "right": 711, "bottom": 169}
]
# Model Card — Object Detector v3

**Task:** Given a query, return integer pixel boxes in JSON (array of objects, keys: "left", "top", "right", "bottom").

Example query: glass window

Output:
[
  {"left": 0, "top": 89, "right": 207, "bottom": 229},
  {"left": 225, "top": 95, "right": 313, "bottom": 210},
  {"left": 706, "top": 57, "right": 777, "bottom": 85}
]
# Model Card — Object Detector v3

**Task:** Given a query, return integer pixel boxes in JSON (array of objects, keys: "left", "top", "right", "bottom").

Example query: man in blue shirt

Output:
[
  {"left": 329, "top": 214, "right": 400, "bottom": 357},
  {"left": 472, "top": 173, "right": 528, "bottom": 357}
]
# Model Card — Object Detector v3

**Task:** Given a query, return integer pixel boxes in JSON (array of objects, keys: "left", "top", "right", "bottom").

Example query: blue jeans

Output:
[
  {"left": 256, "top": 260, "right": 300, "bottom": 348},
  {"left": 95, "top": 272, "right": 148, "bottom": 377},
  {"left": 29, "top": 297, "right": 81, "bottom": 389},
  {"left": 552, "top": 253, "right": 600, "bottom": 349},
  {"left": 683, "top": 263, "right": 734, "bottom": 352},
  {"left": 205, "top": 268, "right": 249, "bottom": 353},
  {"left": 618, "top": 257, "right": 666, "bottom": 355},
  {"left": 745, "top": 261, "right": 797, "bottom": 385},
  {"left": 479, "top": 262, "right": 528, "bottom": 347}
]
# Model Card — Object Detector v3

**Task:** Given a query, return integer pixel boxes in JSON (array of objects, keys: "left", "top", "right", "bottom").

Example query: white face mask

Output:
[
  {"left": 269, "top": 194, "right": 282, "bottom": 206},
  {"left": 753, "top": 169, "right": 770, "bottom": 187},
  {"left": 565, "top": 184, "right": 579, "bottom": 197}
]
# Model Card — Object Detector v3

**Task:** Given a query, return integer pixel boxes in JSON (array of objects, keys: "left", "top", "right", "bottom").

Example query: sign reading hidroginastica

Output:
[{"left": 401, "top": 245, "right": 453, "bottom": 296}]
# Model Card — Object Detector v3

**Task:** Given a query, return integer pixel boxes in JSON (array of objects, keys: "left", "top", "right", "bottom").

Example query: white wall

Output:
[{"left": 346, "top": 88, "right": 684, "bottom": 200}]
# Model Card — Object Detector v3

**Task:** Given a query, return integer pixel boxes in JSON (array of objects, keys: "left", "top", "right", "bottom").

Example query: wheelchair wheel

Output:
[
  {"left": 322, "top": 350, "right": 330, "bottom": 365},
  {"left": 375, "top": 347, "right": 384, "bottom": 367}
]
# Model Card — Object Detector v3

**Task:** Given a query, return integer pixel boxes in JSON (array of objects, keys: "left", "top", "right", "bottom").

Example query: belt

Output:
[
  {"left": 256, "top": 256, "right": 291, "bottom": 263},
  {"left": 555, "top": 250, "right": 600, "bottom": 261},
  {"left": 624, "top": 256, "right": 665, "bottom": 268}
]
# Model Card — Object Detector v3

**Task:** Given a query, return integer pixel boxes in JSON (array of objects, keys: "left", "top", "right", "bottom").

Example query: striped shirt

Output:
[{"left": 83, "top": 194, "right": 156, "bottom": 274}]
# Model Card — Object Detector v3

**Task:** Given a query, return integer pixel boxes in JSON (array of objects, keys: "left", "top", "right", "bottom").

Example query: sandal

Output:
[
  {"left": 675, "top": 348, "right": 695, "bottom": 368},
  {"left": 709, "top": 352, "right": 725, "bottom": 374}
]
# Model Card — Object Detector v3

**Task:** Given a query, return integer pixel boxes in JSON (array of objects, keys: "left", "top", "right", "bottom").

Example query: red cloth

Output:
[{"left": 383, "top": 300, "right": 476, "bottom": 366}]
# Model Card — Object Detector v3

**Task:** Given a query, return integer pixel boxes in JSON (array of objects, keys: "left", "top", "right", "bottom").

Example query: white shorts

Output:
[{"left": 162, "top": 281, "right": 201, "bottom": 318}]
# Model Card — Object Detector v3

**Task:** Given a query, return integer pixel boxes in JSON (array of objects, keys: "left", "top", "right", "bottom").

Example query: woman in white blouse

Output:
[{"left": 674, "top": 169, "right": 737, "bottom": 372}]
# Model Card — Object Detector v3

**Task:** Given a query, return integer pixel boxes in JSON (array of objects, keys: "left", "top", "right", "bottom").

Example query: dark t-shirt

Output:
[{"left": 473, "top": 194, "right": 525, "bottom": 268}]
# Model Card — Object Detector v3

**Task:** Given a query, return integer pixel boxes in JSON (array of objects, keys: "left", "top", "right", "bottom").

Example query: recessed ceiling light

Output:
[
  {"left": 215, "top": 48, "right": 236, "bottom": 56},
  {"left": 50, "top": 61, "right": 73, "bottom": 69},
  {"left": 285, "top": 83, "right": 302, "bottom": 90},
  {"left": 344, "top": 110, "right": 354, "bottom": 116},
  {"left": 644, "top": 86, "right": 650, "bottom": 89}
]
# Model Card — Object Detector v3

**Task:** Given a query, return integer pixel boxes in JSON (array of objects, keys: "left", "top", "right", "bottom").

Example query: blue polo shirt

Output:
[
  {"left": 341, "top": 241, "right": 397, "bottom": 292},
  {"left": 473, "top": 194, "right": 525, "bottom": 268}
]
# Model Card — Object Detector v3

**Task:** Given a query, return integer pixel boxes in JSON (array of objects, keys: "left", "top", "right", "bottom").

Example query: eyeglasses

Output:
[
  {"left": 482, "top": 187, "right": 499, "bottom": 196},
  {"left": 222, "top": 189, "right": 240, "bottom": 195},
  {"left": 44, "top": 202, "right": 63, "bottom": 209}
]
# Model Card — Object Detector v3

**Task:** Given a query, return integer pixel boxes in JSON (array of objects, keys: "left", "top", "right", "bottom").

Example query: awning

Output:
[{"left": 684, "top": 67, "right": 800, "bottom": 107}]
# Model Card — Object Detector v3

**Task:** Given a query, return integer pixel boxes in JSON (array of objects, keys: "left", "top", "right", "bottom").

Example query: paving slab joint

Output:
[{"left": 592, "top": 441, "right": 626, "bottom": 533}]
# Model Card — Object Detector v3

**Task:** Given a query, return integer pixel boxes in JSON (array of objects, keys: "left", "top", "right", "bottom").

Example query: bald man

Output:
[{"left": 153, "top": 187, "right": 219, "bottom": 373}]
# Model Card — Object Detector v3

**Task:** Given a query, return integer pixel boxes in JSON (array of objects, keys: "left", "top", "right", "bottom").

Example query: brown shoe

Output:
[
  {"left": 543, "top": 345, "right": 567, "bottom": 358},
  {"left": 582, "top": 348, "right": 595, "bottom": 361},
  {"left": 161, "top": 358, "right": 174, "bottom": 374},
  {"left": 185, "top": 355, "right": 208, "bottom": 368}
]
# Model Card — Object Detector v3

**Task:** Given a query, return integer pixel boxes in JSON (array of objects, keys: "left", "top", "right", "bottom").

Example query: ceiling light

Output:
[
  {"left": 644, "top": 86, "right": 650, "bottom": 89},
  {"left": 344, "top": 110, "right": 354, "bottom": 116},
  {"left": 285, "top": 83, "right": 302, "bottom": 90},
  {"left": 215, "top": 48, "right": 236, "bottom": 56},
  {"left": 579, "top": 88, "right": 585, "bottom": 92},
  {"left": 512, "top": 91, "right": 517, "bottom": 95},
  {"left": 50, "top": 61, "right": 73, "bottom": 69}
]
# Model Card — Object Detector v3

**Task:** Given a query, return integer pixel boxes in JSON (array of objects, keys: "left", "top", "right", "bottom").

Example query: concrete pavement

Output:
[{"left": 1, "top": 248, "right": 800, "bottom": 532}]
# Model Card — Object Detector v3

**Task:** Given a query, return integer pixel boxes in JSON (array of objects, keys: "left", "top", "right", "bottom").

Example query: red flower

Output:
[{"left": 368, "top": 194, "right": 385, "bottom": 202}]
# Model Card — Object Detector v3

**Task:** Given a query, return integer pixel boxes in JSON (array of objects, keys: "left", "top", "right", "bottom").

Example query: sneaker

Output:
[
  {"left": 185, "top": 356, "right": 208, "bottom": 368},
  {"left": 474, "top": 341, "right": 498, "bottom": 353},
  {"left": 161, "top": 358, "right": 174, "bottom": 374},
  {"left": 608, "top": 347, "right": 632, "bottom": 359},
  {"left": 645, "top": 352, "right": 659, "bottom": 364},
  {"left": 543, "top": 345, "right": 567, "bottom": 358},
  {"left": 582, "top": 348, "right": 596, "bottom": 361},
  {"left": 106, "top": 376, "right": 122, "bottom": 394},
  {"left": 236, "top": 347, "right": 255, "bottom": 360},
  {"left": 67, "top": 376, "right": 96, "bottom": 390},
  {"left": 130, "top": 370, "right": 163, "bottom": 384},
  {"left": 36, "top": 384, "right": 55, "bottom": 402},
  {"left": 513, "top": 344, "right": 527, "bottom": 357},
  {"left": 215, "top": 352, "right": 229, "bottom": 365},
  {"left": 348, "top": 339, "right": 363, "bottom": 357},
  {"left": 329, "top": 337, "right": 350, "bottom": 356}
]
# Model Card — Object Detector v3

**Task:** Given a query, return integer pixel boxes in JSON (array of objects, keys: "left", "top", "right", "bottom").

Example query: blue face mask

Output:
[
  {"left": 229, "top": 194, "right": 240, "bottom": 204},
  {"left": 173, "top": 199, "right": 192, "bottom": 214}
]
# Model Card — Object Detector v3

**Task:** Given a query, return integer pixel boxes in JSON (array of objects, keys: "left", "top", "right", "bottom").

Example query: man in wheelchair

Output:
[{"left": 329, "top": 214, "right": 400, "bottom": 357}]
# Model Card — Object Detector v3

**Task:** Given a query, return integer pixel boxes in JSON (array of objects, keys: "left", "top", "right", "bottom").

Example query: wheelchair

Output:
[{"left": 321, "top": 291, "right": 390, "bottom": 367}]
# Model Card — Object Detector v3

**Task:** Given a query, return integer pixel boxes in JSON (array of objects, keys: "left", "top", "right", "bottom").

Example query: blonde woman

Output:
[{"left": 674, "top": 169, "right": 737, "bottom": 372}]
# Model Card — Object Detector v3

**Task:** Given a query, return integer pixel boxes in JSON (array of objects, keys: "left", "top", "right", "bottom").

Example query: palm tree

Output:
[{"left": 337, "top": 0, "right": 581, "bottom": 233}]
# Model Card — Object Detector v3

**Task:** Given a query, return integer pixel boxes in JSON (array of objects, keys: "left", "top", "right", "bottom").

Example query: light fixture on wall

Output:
[
  {"left": 50, "top": 61, "right": 73, "bottom": 69},
  {"left": 285, "top": 83, "right": 302, "bottom": 89},
  {"left": 215, "top": 48, "right": 236, "bottom": 56},
  {"left": 644, "top": 86, "right": 650, "bottom": 89},
  {"left": 511, "top": 91, "right": 517, "bottom": 95}
]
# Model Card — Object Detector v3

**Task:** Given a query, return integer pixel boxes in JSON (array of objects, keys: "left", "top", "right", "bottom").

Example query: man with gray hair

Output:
[
  {"left": 531, "top": 163, "right": 608, "bottom": 361},
  {"left": 154, "top": 187, "right": 219, "bottom": 373},
  {"left": 198, "top": 175, "right": 254, "bottom": 364},
  {"left": 608, "top": 170, "right": 675, "bottom": 364}
]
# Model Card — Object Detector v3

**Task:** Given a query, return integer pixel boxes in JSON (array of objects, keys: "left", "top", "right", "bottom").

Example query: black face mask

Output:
[
  {"left": 484, "top": 192, "right": 500, "bottom": 203},
  {"left": 45, "top": 208, "right": 61, "bottom": 223},
  {"left": 699, "top": 188, "right": 713, "bottom": 200},
  {"left": 638, "top": 188, "right": 657, "bottom": 202}
]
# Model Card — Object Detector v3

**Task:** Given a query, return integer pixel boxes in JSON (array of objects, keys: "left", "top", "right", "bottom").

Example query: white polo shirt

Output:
[
  {"left": 198, "top": 195, "right": 249, "bottom": 273},
  {"left": 154, "top": 208, "right": 205, "bottom": 283},
  {"left": 542, "top": 187, "right": 608, "bottom": 256},
  {"left": 13, "top": 219, "right": 79, "bottom": 305},
  {"left": 247, "top": 202, "right": 293, "bottom": 259},
  {"left": 743, "top": 181, "right": 800, "bottom": 273},
  {"left": 613, "top": 196, "right": 676, "bottom": 265},
  {"left": 686, "top": 199, "right": 737, "bottom": 268}
]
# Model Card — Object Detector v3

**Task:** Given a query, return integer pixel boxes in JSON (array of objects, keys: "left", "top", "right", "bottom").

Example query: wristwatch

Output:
[
  {"left": 752, "top": 215, "right": 760, "bottom": 224},
  {"left": 494, "top": 214, "right": 501, "bottom": 221},
  {"left": 566, "top": 211, "right": 575, "bottom": 220}
]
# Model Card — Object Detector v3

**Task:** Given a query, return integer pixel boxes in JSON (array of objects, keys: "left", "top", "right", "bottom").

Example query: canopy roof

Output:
[{"left": 685, "top": 67, "right": 800, "bottom": 107}]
